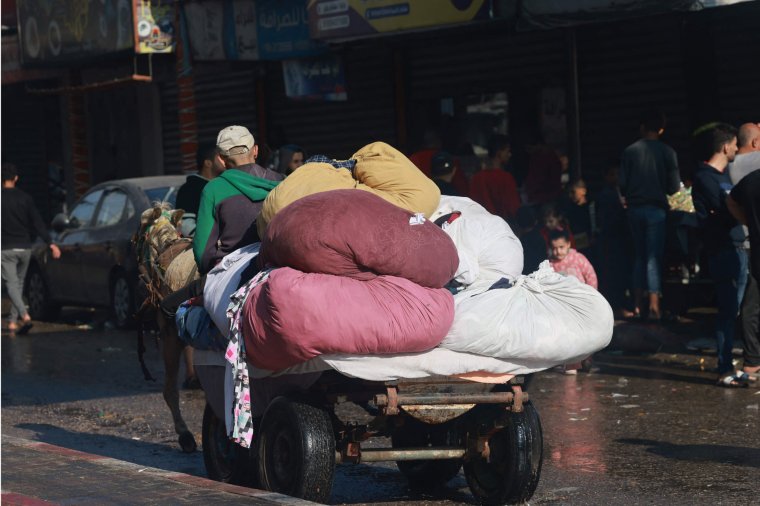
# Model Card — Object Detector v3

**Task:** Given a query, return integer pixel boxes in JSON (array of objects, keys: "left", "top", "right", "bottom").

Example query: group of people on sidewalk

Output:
[{"left": 406, "top": 113, "right": 760, "bottom": 387}]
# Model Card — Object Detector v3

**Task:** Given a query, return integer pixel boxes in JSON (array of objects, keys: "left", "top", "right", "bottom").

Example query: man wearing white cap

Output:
[
  {"left": 193, "top": 126, "right": 284, "bottom": 275},
  {"left": 161, "top": 126, "right": 283, "bottom": 318}
]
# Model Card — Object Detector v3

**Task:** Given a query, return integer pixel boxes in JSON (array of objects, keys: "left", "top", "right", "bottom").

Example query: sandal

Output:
[
  {"left": 743, "top": 366, "right": 760, "bottom": 382},
  {"left": 717, "top": 372, "right": 750, "bottom": 388}
]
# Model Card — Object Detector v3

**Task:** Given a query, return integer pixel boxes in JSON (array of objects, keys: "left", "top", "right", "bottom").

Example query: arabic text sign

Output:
[
  {"left": 283, "top": 55, "right": 347, "bottom": 101},
  {"left": 17, "top": 0, "right": 134, "bottom": 65},
  {"left": 308, "top": 0, "right": 490, "bottom": 40},
  {"left": 257, "top": 0, "right": 324, "bottom": 60}
]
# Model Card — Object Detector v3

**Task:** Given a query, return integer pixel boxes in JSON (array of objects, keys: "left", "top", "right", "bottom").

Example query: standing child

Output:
[{"left": 548, "top": 229, "right": 598, "bottom": 374}]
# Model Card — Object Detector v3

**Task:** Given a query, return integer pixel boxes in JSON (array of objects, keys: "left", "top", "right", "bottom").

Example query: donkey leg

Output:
[{"left": 159, "top": 313, "right": 197, "bottom": 453}]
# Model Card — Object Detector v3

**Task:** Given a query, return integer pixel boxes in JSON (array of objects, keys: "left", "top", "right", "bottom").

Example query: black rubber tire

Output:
[
  {"left": 110, "top": 272, "right": 134, "bottom": 329},
  {"left": 24, "top": 265, "right": 61, "bottom": 321},
  {"left": 464, "top": 403, "right": 543, "bottom": 505},
  {"left": 201, "top": 403, "right": 256, "bottom": 486},
  {"left": 258, "top": 397, "right": 335, "bottom": 503},
  {"left": 392, "top": 418, "right": 463, "bottom": 488}
]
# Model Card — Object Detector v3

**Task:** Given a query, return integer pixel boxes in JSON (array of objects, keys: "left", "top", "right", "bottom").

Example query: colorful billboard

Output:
[
  {"left": 133, "top": 0, "right": 174, "bottom": 54},
  {"left": 17, "top": 0, "right": 134, "bottom": 64},
  {"left": 307, "top": 0, "right": 490, "bottom": 40}
]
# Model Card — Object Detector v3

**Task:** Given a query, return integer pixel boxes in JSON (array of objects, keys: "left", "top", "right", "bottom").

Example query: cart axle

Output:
[{"left": 336, "top": 446, "right": 465, "bottom": 463}]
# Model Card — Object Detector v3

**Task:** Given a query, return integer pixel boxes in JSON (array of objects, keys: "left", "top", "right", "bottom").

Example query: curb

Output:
[{"left": 1, "top": 435, "right": 313, "bottom": 506}]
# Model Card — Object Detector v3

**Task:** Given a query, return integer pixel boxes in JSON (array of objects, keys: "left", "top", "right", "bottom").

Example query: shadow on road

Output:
[
  {"left": 618, "top": 438, "right": 760, "bottom": 468},
  {"left": 13, "top": 422, "right": 203, "bottom": 475}
]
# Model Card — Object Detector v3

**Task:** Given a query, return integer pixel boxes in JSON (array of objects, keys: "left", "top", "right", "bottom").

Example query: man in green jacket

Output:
[
  {"left": 161, "top": 125, "right": 282, "bottom": 316},
  {"left": 194, "top": 125, "right": 283, "bottom": 274}
]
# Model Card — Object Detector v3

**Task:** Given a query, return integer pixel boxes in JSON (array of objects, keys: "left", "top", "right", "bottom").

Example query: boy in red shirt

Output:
[{"left": 548, "top": 229, "right": 598, "bottom": 374}]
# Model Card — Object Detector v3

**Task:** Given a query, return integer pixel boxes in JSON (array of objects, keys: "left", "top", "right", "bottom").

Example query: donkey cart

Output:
[{"left": 200, "top": 370, "right": 543, "bottom": 505}]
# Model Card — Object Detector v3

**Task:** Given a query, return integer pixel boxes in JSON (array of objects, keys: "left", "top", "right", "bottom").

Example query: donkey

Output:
[{"left": 133, "top": 203, "right": 200, "bottom": 453}]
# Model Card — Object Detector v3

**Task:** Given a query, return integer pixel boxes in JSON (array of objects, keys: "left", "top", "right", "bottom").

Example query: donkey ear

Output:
[{"left": 170, "top": 209, "right": 185, "bottom": 227}]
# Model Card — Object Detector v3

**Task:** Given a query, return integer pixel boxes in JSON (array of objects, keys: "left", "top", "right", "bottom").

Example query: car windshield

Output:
[{"left": 144, "top": 186, "right": 178, "bottom": 207}]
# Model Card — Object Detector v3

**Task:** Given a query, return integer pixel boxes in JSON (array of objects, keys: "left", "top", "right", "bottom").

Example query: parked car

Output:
[{"left": 24, "top": 175, "right": 186, "bottom": 328}]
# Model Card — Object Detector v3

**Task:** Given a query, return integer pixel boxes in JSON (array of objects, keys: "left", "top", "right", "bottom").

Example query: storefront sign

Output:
[
  {"left": 17, "top": 0, "right": 134, "bottom": 64},
  {"left": 133, "top": 0, "right": 174, "bottom": 54},
  {"left": 257, "top": 0, "right": 325, "bottom": 60},
  {"left": 307, "top": 0, "right": 490, "bottom": 40},
  {"left": 184, "top": 0, "right": 258, "bottom": 60},
  {"left": 183, "top": 0, "right": 324, "bottom": 61},
  {"left": 283, "top": 55, "right": 347, "bottom": 101}
]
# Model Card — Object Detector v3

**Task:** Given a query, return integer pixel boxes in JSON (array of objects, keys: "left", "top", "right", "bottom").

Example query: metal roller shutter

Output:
[
  {"left": 576, "top": 13, "right": 691, "bottom": 184},
  {"left": 710, "top": 2, "right": 760, "bottom": 126},
  {"left": 263, "top": 43, "right": 397, "bottom": 160},
  {"left": 406, "top": 22, "right": 567, "bottom": 100},
  {"left": 159, "top": 76, "right": 182, "bottom": 174},
  {"left": 193, "top": 64, "right": 258, "bottom": 146},
  {"left": 1, "top": 82, "right": 62, "bottom": 219}
]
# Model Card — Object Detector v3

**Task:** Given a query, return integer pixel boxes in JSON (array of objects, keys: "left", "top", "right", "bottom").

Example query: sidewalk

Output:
[{"left": 1, "top": 435, "right": 312, "bottom": 506}]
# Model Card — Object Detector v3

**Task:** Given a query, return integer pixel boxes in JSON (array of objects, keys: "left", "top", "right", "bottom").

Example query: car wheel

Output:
[
  {"left": 110, "top": 272, "right": 134, "bottom": 329},
  {"left": 24, "top": 265, "right": 61, "bottom": 321}
]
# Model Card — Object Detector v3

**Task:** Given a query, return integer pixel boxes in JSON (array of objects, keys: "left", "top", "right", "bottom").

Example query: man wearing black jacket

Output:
[
  {"left": 692, "top": 123, "right": 748, "bottom": 387},
  {"left": 1, "top": 163, "right": 61, "bottom": 332}
]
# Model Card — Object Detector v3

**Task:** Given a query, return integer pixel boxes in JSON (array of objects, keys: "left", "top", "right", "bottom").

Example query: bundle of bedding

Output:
[
  {"left": 257, "top": 142, "right": 441, "bottom": 237},
  {"left": 260, "top": 189, "right": 458, "bottom": 288},
  {"left": 242, "top": 267, "right": 455, "bottom": 370}
]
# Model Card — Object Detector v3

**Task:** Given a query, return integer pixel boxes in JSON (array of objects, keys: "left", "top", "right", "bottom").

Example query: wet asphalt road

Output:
[{"left": 2, "top": 307, "right": 759, "bottom": 505}]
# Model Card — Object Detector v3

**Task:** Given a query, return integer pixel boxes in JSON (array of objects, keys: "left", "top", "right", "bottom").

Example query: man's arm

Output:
[
  {"left": 726, "top": 194, "right": 746, "bottom": 225},
  {"left": 27, "top": 194, "right": 61, "bottom": 259},
  {"left": 665, "top": 148, "right": 681, "bottom": 195}
]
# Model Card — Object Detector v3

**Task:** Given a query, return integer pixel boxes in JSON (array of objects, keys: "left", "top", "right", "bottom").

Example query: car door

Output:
[
  {"left": 80, "top": 187, "right": 132, "bottom": 304},
  {"left": 47, "top": 189, "right": 103, "bottom": 303}
]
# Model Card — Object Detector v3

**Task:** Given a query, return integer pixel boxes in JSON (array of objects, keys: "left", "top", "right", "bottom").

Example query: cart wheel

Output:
[
  {"left": 464, "top": 403, "right": 543, "bottom": 505},
  {"left": 202, "top": 403, "right": 256, "bottom": 486},
  {"left": 258, "top": 397, "right": 335, "bottom": 503},
  {"left": 392, "top": 418, "right": 462, "bottom": 488}
]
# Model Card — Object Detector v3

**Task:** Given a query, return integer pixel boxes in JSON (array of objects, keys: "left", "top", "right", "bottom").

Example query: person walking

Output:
[
  {"left": 692, "top": 123, "right": 748, "bottom": 387},
  {"left": 619, "top": 110, "right": 680, "bottom": 320},
  {"left": 726, "top": 122, "right": 760, "bottom": 381},
  {"left": 1, "top": 163, "right": 61, "bottom": 333}
]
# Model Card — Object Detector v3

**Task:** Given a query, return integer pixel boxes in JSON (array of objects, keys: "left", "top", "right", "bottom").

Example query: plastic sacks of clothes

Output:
[
  {"left": 242, "top": 267, "right": 454, "bottom": 371},
  {"left": 260, "top": 189, "right": 458, "bottom": 288},
  {"left": 430, "top": 196, "right": 524, "bottom": 290},
  {"left": 251, "top": 262, "right": 613, "bottom": 381},
  {"left": 257, "top": 142, "right": 440, "bottom": 237},
  {"left": 441, "top": 261, "right": 613, "bottom": 364},
  {"left": 203, "top": 244, "right": 261, "bottom": 338}
]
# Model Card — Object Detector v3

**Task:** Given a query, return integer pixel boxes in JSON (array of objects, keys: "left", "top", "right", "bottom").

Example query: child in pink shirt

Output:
[
  {"left": 548, "top": 229, "right": 598, "bottom": 374},
  {"left": 548, "top": 229, "right": 597, "bottom": 289}
]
